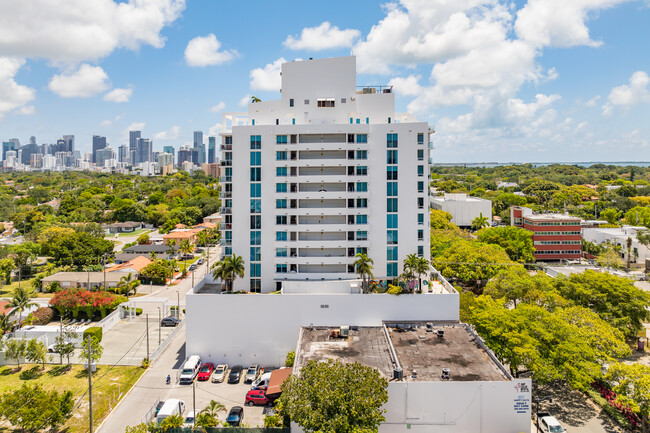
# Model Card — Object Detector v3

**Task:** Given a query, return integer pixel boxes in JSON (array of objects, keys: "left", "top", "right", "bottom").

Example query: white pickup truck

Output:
[{"left": 537, "top": 412, "right": 566, "bottom": 432}]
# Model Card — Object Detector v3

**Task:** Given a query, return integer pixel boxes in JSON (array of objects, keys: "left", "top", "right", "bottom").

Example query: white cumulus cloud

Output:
[
  {"left": 104, "top": 87, "right": 133, "bottom": 102},
  {"left": 0, "top": 0, "right": 186, "bottom": 63},
  {"left": 602, "top": 71, "right": 650, "bottom": 115},
  {"left": 250, "top": 58, "right": 285, "bottom": 91},
  {"left": 208, "top": 122, "right": 222, "bottom": 136},
  {"left": 184, "top": 34, "right": 237, "bottom": 67},
  {"left": 209, "top": 101, "right": 226, "bottom": 112},
  {"left": 284, "top": 22, "right": 361, "bottom": 51},
  {"left": 388, "top": 75, "right": 422, "bottom": 96},
  {"left": 0, "top": 57, "right": 35, "bottom": 119},
  {"left": 127, "top": 122, "right": 146, "bottom": 132},
  {"left": 154, "top": 125, "right": 181, "bottom": 140},
  {"left": 239, "top": 94, "right": 252, "bottom": 107},
  {"left": 48, "top": 64, "right": 109, "bottom": 98},
  {"left": 16, "top": 105, "right": 35, "bottom": 115}
]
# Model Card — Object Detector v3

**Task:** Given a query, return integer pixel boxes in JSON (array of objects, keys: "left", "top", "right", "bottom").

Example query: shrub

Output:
[
  {"left": 387, "top": 284, "right": 403, "bottom": 295},
  {"left": 31, "top": 307, "right": 55, "bottom": 325},
  {"left": 285, "top": 350, "right": 295, "bottom": 367},
  {"left": 135, "top": 308, "right": 143, "bottom": 316},
  {"left": 83, "top": 327, "right": 103, "bottom": 343}
]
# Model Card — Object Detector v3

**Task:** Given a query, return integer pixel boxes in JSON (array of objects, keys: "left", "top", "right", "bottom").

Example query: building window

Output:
[
  {"left": 276, "top": 167, "right": 287, "bottom": 177},
  {"left": 250, "top": 264, "right": 261, "bottom": 277},
  {"left": 250, "top": 135, "right": 261, "bottom": 149},
  {"left": 387, "top": 198, "right": 398, "bottom": 213},
  {"left": 225, "top": 247, "right": 232, "bottom": 256},
  {"left": 250, "top": 247, "right": 261, "bottom": 262},
  {"left": 418, "top": 181, "right": 424, "bottom": 193},
  {"left": 250, "top": 151, "right": 261, "bottom": 166},
  {"left": 225, "top": 136, "right": 233, "bottom": 145},
  {"left": 356, "top": 182, "right": 368, "bottom": 192},
  {"left": 276, "top": 248, "right": 287, "bottom": 257},
  {"left": 387, "top": 150, "right": 398, "bottom": 164},
  {"left": 276, "top": 183, "right": 287, "bottom": 193},
  {"left": 276, "top": 199, "right": 287, "bottom": 209},
  {"left": 276, "top": 231, "right": 287, "bottom": 241},
  {"left": 418, "top": 214, "right": 424, "bottom": 225},
  {"left": 317, "top": 98, "right": 335, "bottom": 107},
  {"left": 418, "top": 246, "right": 424, "bottom": 257},
  {"left": 356, "top": 134, "right": 368, "bottom": 143},
  {"left": 387, "top": 133, "right": 398, "bottom": 147},
  {"left": 250, "top": 167, "right": 261, "bottom": 181},
  {"left": 289, "top": 99, "right": 294, "bottom": 107},
  {"left": 356, "top": 198, "right": 368, "bottom": 208},
  {"left": 387, "top": 262, "right": 398, "bottom": 277},
  {"left": 366, "top": 117, "right": 369, "bottom": 124},
  {"left": 350, "top": 117, "right": 353, "bottom": 124},
  {"left": 250, "top": 215, "right": 261, "bottom": 229},
  {"left": 276, "top": 151, "right": 287, "bottom": 160},
  {"left": 356, "top": 166, "right": 367, "bottom": 176},
  {"left": 277, "top": 135, "right": 288, "bottom": 144},
  {"left": 387, "top": 230, "right": 398, "bottom": 244},
  {"left": 276, "top": 215, "right": 287, "bottom": 225},
  {"left": 417, "top": 149, "right": 424, "bottom": 161},
  {"left": 304, "top": 99, "right": 310, "bottom": 105},
  {"left": 250, "top": 279, "right": 261, "bottom": 292},
  {"left": 356, "top": 150, "right": 367, "bottom": 159},
  {"left": 387, "top": 182, "right": 398, "bottom": 197},
  {"left": 387, "top": 166, "right": 398, "bottom": 180},
  {"left": 250, "top": 199, "right": 261, "bottom": 213},
  {"left": 387, "top": 246, "right": 398, "bottom": 261},
  {"left": 276, "top": 264, "right": 288, "bottom": 273},
  {"left": 250, "top": 183, "right": 261, "bottom": 197},
  {"left": 356, "top": 214, "right": 367, "bottom": 224},
  {"left": 356, "top": 231, "right": 368, "bottom": 241},
  {"left": 417, "top": 165, "right": 424, "bottom": 176},
  {"left": 387, "top": 214, "right": 398, "bottom": 229},
  {"left": 417, "top": 133, "right": 424, "bottom": 144},
  {"left": 417, "top": 197, "right": 424, "bottom": 209},
  {"left": 250, "top": 231, "right": 261, "bottom": 245},
  {"left": 341, "top": 98, "right": 346, "bottom": 103}
]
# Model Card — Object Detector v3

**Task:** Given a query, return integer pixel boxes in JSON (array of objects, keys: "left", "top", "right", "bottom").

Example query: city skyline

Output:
[{"left": 1, "top": 1, "right": 650, "bottom": 162}]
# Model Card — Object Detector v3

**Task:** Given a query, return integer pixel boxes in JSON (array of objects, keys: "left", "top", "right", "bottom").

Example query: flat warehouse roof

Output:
[{"left": 295, "top": 323, "right": 509, "bottom": 383}]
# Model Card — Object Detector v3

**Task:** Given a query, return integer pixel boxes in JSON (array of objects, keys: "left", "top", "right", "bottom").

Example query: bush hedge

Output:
[
  {"left": 83, "top": 327, "right": 103, "bottom": 342},
  {"left": 136, "top": 308, "right": 143, "bottom": 316},
  {"left": 49, "top": 288, "right": 127, "bottom": 319}
]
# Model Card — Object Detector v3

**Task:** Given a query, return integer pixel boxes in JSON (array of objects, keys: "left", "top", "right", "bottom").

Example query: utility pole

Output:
[
  {"left": 59, "top": 316, "right": 63, "bottom": 364},
  {"left": 146, "top": 314, "right": 149, "bottom": 362},
  {"left": 102, "top": 254, "right": 106, "bottom": 291},
  {"left": 87, "top": 336, "right": 93, "bottom": 433},
  {"left": 157, "top": 307, "right": 161, "bottom": 344},
  {"left": 177, "top": 291, "right": 180, "bottom": 319},
  {"left": 192, "top": 380, "right": 196, "bottom": 421}
]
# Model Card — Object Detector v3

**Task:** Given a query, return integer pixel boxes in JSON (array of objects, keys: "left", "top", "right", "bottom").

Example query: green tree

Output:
[
  {"left": 0, "top": 313, "right": 11, "bottom": 335},
  {"left": 136, "top": 233, "right": 150, "bottom": 244},
  {"left": 117, "top": 272, "right": 140, "bottom": 296},
  {"left": 8, "top": 286, "right": 38, "bottom": 328},
  {"left": 211, "top": 254, "right": 245, "bottom": 292},
  {"left": 354, "top": 253, "right": 374, "bottom": 293},
  {"left": 600, "top": 208, "right": 620, "bottom": 224},
  {"left": 606, "top": 362, "right": 650, "bottom": 433},
  {"left": 178, "top": 238, "right": 193, "bottom": 274},
  {"left": 484, "top": 267, "right": 557, "bottom": 307},
  {"left": 522, "top": 180, "right": 562, "bottom": 204},
  {"left": 0, "top": 383, "right": 74, "bottom": 432},
  {"left": 596, "top": 248, "right": 624, "bottom": 269},
  {"left": 195, "top": 399, "right": 226, "bottom": 428},
  {"left": 624, "top": 206, "right": 650, "bottom": 228},
  {"left": 476, "top": 226, "right": 535, "bottom": 263},
  {"left": 471, "top": 212, "right": 490, "bottom": 230},
  {"left": 432, "top": 239, "right": 513, "bottom": 287},
  {"left": 5, "top": 338, "right": 27, "bottom": 367},
  {"left": 281, "top": 359, "right": 388, "bottom": 433},
  {"left": 80, "top": 336, "right": 104, "bottom": 366},
  {"left": 429, "top": 209, "right": 456, "bottom": 229},
  {"left": 53, "top": 329, "right": 76, "bottom": 365},
  {"left": 0, "top": 257, "right": 14, "bottom": 285},
  {"left": 25, "top": 339, "right": 47, "bottom": 369},
  {"left": 160, "top": 413, "right": 184, "bottom": 431}
]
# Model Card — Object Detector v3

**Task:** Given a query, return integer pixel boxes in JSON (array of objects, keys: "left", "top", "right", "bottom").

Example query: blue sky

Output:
[{"left": 1, "top": 0, "right": 650, "bottom": 163}]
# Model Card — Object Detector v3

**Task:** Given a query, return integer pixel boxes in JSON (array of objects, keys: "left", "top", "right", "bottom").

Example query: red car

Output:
[
  {"left": 245, "top": 389, "right": 274, "bottom": 406},
  {"left": 197, "top": 363, "right": 215, "bottom": 381}
]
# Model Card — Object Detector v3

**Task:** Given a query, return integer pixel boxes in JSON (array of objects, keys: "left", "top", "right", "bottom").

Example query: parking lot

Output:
[{"left": 162, "top": 366, "right": 276, "bottom": 427}]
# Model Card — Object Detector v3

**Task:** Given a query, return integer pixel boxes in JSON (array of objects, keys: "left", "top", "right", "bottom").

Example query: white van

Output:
[
  {"left": 156, "top": 399, "right": 185, "bottom": 425},
  {"left": 251, "top": 371, "right": 272, "bottom": 390},
  {"left": 179, "top": 355, "right": 202, "bottom": 384}
]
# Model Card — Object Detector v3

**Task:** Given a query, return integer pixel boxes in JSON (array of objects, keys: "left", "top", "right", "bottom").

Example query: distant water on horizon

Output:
[{"left": 432, "top": 161, "right": 650, "bottom": 168}]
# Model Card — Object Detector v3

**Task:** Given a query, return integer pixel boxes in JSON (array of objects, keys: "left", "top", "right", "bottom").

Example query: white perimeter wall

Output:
[
  {"left": 186, "top": 292, "right": 459, "bottom": 366},
  {"left": 383, "top": 379, "right": 531, "bottom": 433}
]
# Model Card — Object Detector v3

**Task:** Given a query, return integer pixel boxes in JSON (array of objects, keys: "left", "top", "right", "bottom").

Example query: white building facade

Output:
[
  {"left": 430, "top": 193, "right": 493, "bottom": 228},
  {"left": 219, "top": 56, "right": 432, "bottom": 292}
]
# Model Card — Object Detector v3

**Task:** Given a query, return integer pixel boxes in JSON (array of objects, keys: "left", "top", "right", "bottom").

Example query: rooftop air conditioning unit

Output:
[
  {"left": 393, "top": 367, "right": 403, "bottom": 380},
  {"left": 340, "top": 325, "right": 349, "bottom": 337},
  {"left": 442, "top": 368, "right": 450, "bottom": 380},
  {"left": 437, "top": 329, "right": 445, "bottom": 339}
]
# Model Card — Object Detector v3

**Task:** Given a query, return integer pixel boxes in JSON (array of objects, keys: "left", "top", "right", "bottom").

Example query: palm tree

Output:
[
  {"left": 0, "top": 313, "right": 11, "bottom": 335},
  {"left": 117, "top": 273, "right": 140, "bottom": 296},
  {"left": 196, "top": 230, "right": 208, "bottom": 248},
  {"left": 353, "top": 253, "right": 374, "bottom": 293},
  {"left": 160, "top": 413, "right": 184, "bottom": 431},
  {"left": 203, "top": 399, "right": 226, "bottom": 418},
  {"left": 402, "top": 254, "right": 418, "bottom": 291},
  {"left": 471, "top": 212, "right": 490, "bottom": 231},
  {"left": 251, "top": 96, "right": 262, "bottom": 103},
  {"left": 195, "top": 411, "right": 218, "bottom": 429},
  {"left": 8, "top": 286, "right": 38, "bottom": 328},
  {"left": 211, "top": 255, "right": 245, "bottom": 292},
  {"left": 413, "top": 256, "right": 430, "bottom": 293},
  {"left": 179, "top": 239, "right": 193, "bottom": 275}
]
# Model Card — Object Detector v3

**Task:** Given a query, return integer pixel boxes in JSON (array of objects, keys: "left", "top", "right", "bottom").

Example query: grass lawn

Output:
[
  {"left": 0, "top": 363, "right": 144, "bottom": 433},
  {"left": 0, "top": 279, "right": 54, "bottom": 298},
  {"left": 117, "top": 228, "right": 150, "bottom": 237}
]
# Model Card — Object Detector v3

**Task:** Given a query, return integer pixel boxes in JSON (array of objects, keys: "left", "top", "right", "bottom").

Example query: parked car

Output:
[
  {"left": 537, "top": 412, "right": 566, "bottom": 433},
  {"left": 179, "top": 355, "right": 202, "bottom": 384},
  {"left": 228, "top": 365, "right": 243, "bottom": 384},
  {"left": 197, "top": 362, "right": 215, "bottom": 381},
  {"left": 183, "top": 410, "right": 198, "bottom": 428},
  {"left": 197, "top": 258, "right": 205, "bottom": 265},
  {"left": 245, "top": 389, "right": 274, "bottom": 406},
  {"left": 251, "top": 372, "right": 272, "bottom": 390},
  {"left": 180, "top": 254, "right": 194, "bottom": 260},
  {"left": 226, "top": 406, "right": 244, "bottom": 426},
  {"left": 189, "top": 264, "right": 197, "bottom": 271},
  {"left": 244, "top": 364, "right": 262, "bottom": 384},
  {"left": 156, "top": 399, "right": 185, "bottom": 425},
  {"left": 212, "top": 364, "right": 228, "bottom": 383},
  {"left": 155, "top": 401, "right": 165, "bottom": 415},
  {"left": 161, "top": 316, "right": 180, "bottom": 327}
]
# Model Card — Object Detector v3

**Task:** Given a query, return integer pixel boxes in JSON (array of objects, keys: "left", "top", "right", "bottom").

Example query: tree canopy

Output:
[{"left": 476, "top": 226, "right": 535, "bottom": 263}]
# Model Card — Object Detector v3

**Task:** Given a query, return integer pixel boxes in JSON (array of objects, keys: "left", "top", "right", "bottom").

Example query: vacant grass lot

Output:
[{"left": 0, "top": 363, "right": 144, "bottom": 432}]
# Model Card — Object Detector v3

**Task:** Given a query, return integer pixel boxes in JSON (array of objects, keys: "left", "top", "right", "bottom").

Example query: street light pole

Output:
[
  {"left": 157, "top": 307, "right": 161, "bottom": 344},
  {"left": 176, "top": 291, "right": 180, "bottom": 319}
]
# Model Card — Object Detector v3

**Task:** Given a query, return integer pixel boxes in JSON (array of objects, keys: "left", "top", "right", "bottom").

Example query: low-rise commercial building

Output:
[
  {"left": 41, "top": 272, "right": 123, "bottom": 290},
  {"left": 430, "top": 193, "right": 492, "bottom": 228},
  {"left": 582, "top": 225, "right": 650, "bottom": 265}
]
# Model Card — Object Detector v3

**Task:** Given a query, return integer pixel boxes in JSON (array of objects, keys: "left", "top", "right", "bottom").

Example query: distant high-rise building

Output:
[
  {"left": 96, "top": 146, "right": 115, "bottom": 168},
  {"left": 136, "top": 138, "right": 153, "bottom": 163},
  {"left": 177, "top": 146, "right": 192, "bottom": 166},
  {"left": 8, "top": 138, "right": 20, "bottom": 148},
  {"left": 208, "top": 136, "right": 216, "bottom": 164},
  {"left": 21, "top": 141, "right": 39, "bottom": 165},
  {"left": 163, "top": 145, "right": 175, "bottom": 159},
  {"left": 30, "top": 153, "right": 43, "bottom": 169},
  {"left": 62, "top": 135, "right": 74, "bottom": 153},
  {"left": 193, "top": 131, "right": 205, "bottom": 164},
  {"left": 129, "top": 131, "right": 141, "bottom": 152},
  {"left": 29, "top": 136, "right": 36, "bottom": 145},
  {"left": 2, "top": 141, "right": 16, "bottom": 161},
  {"left": 92, "top": 135, "right": 107, "bottom": 163},
  {"left": 43, "top": 154, "right": 56, "bottom": 170},
  {"left": 158, "top": 152, "right": 174, "bottom": 170},
  {"left": 118, "top": 145, "right": 129, "bottom": 163}
]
